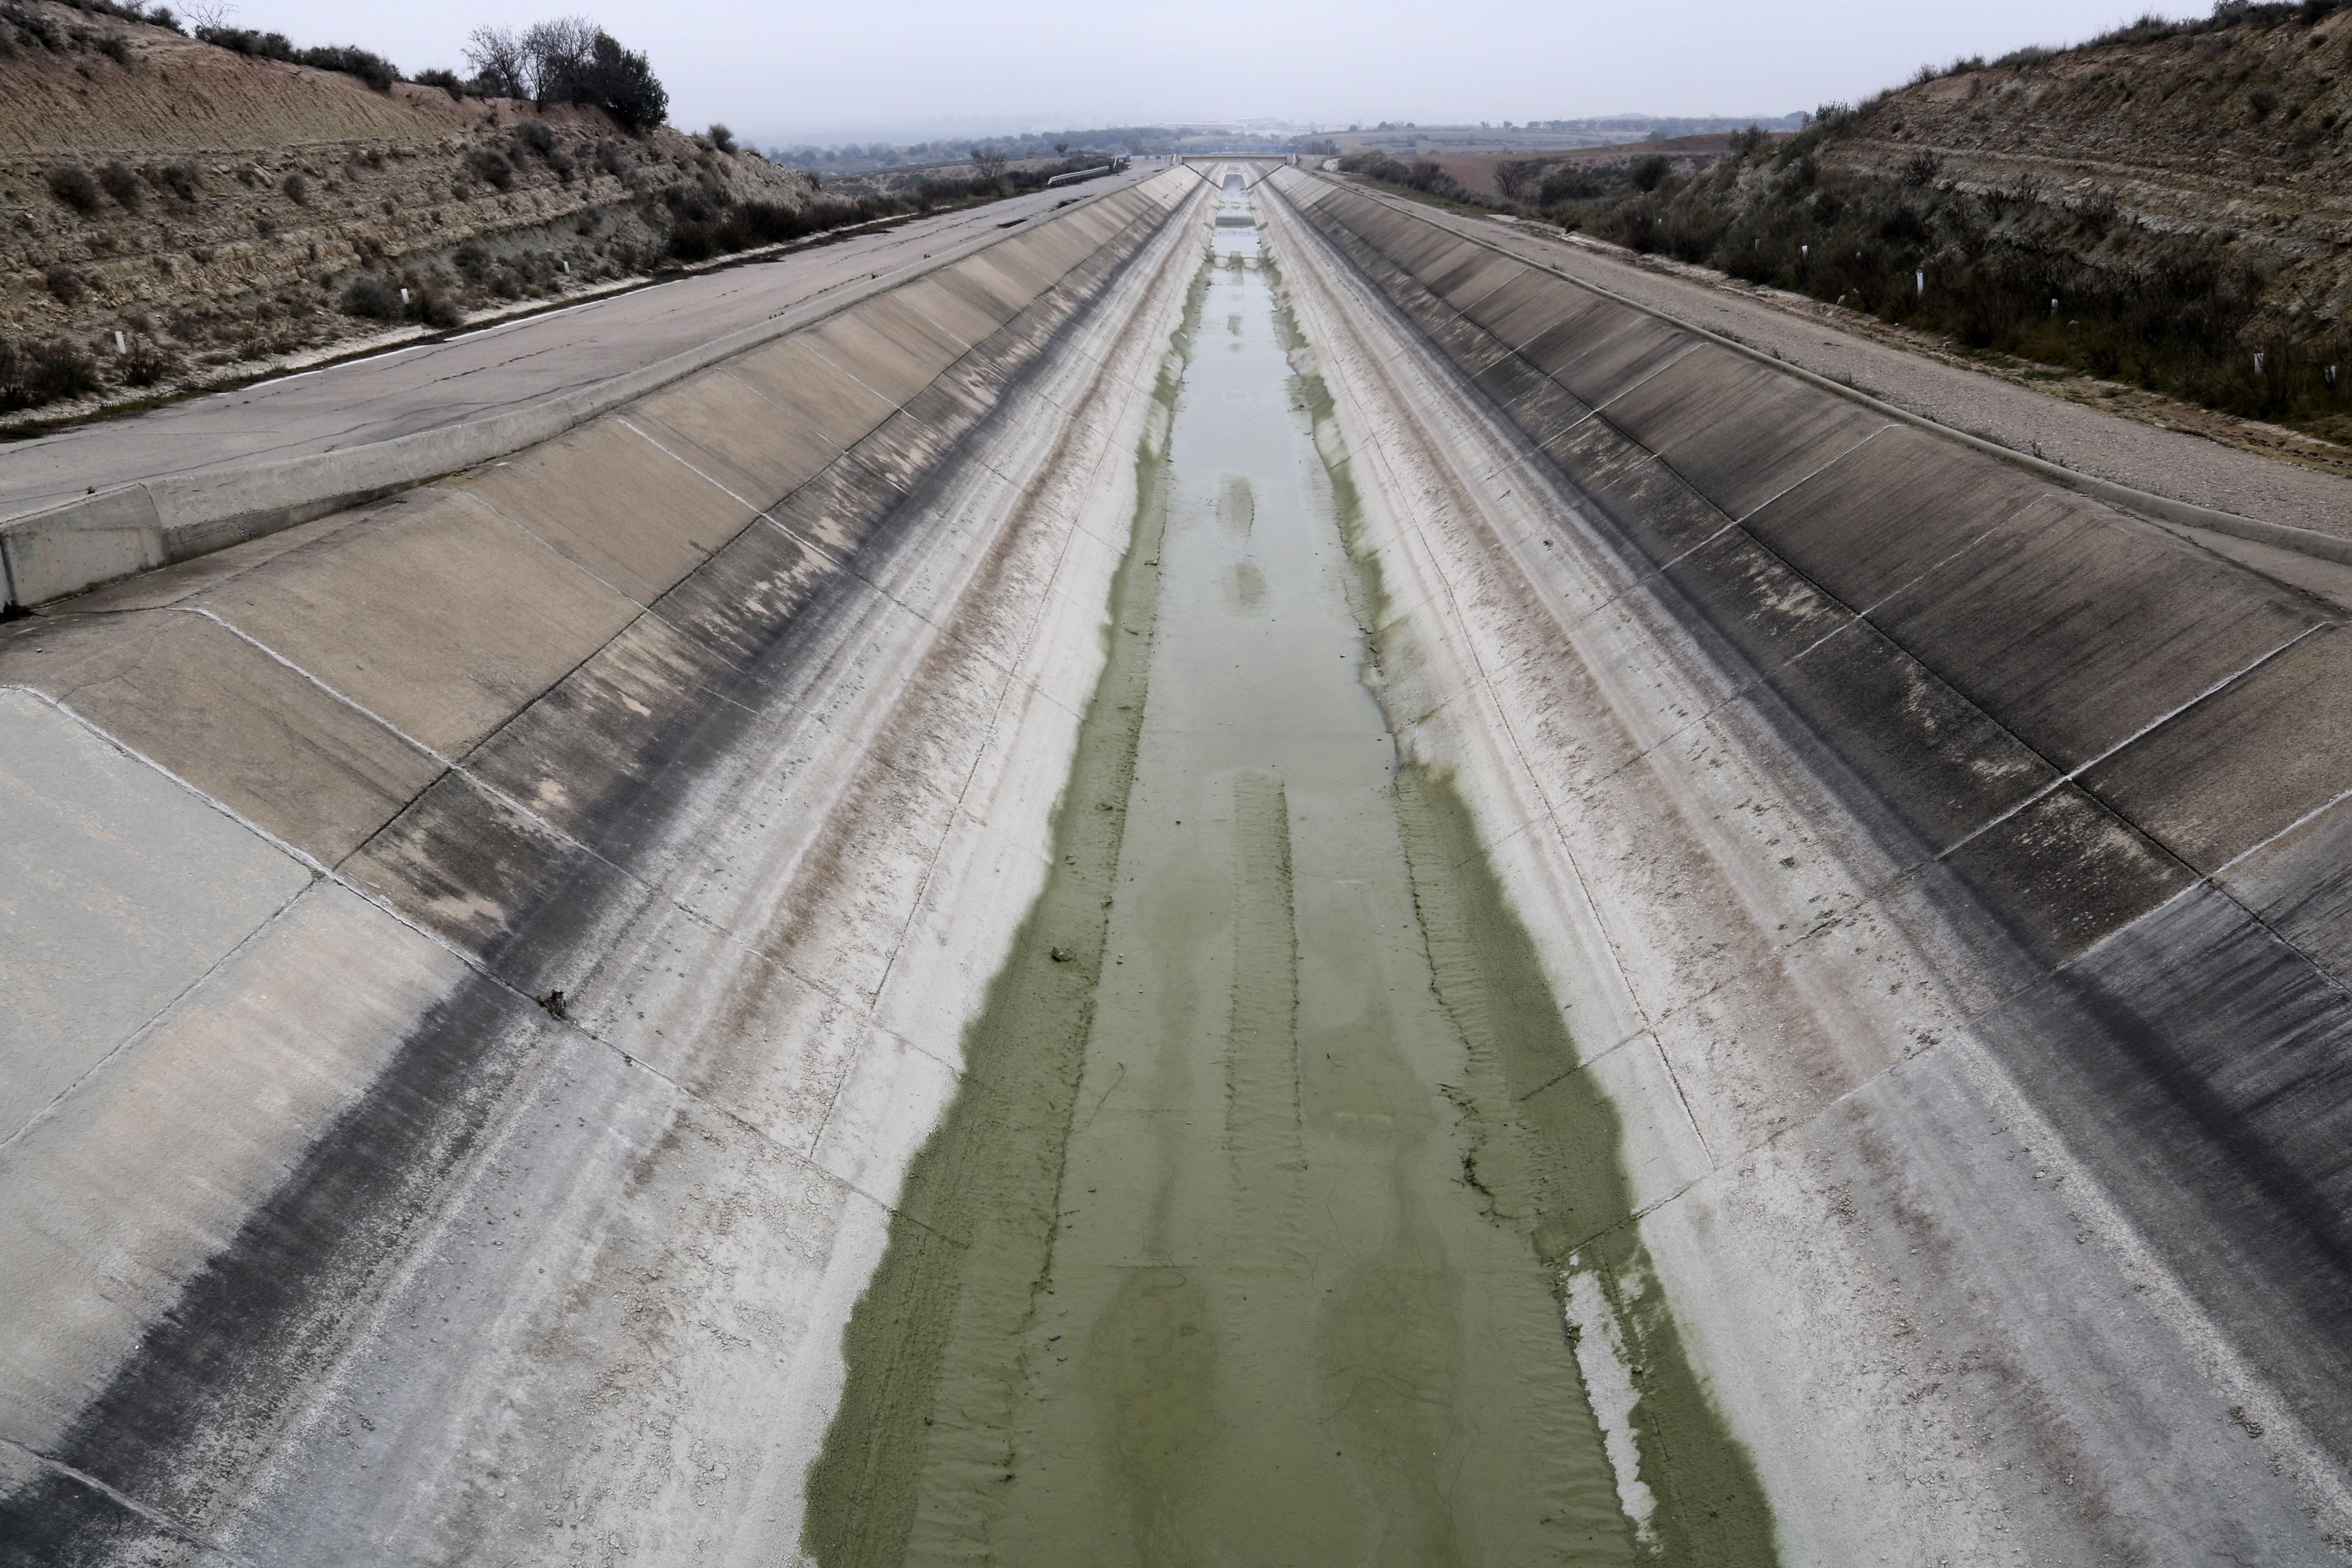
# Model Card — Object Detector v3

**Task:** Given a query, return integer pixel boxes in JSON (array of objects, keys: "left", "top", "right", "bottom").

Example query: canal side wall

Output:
[
  {"left": 0, "top": 178, "right": 1178, "bottom": 614},
  {"left": 0, "top": 168, "right": 1209, "bottom": 1561},
  {"left": 1265, "top": 164, "right": 2352, "bottom": 1561}
]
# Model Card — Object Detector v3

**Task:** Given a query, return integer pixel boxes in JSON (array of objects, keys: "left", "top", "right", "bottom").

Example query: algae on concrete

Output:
[{"left": 807, "top": 185, "right": 1775, "bottom": 1566}]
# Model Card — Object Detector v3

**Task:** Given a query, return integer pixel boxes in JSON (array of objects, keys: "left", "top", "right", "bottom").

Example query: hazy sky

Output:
[{"left": 226, "top": 0, "right": 2203, "bottom": 145}]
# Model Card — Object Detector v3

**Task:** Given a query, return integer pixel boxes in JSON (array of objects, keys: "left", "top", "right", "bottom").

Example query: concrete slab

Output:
[
  {"left": 1458, "top": 268, "right": 1602, "bottom": 347},
  {"left": 805, "top": 309, "right": 955, "bottom": 408},
  {"left": 2215, "top": 791, "right": 2352, "bottom": 987},
  {"left": 0, "top": 880, "right": 464, "bottom": 1451},
  {"left": 1478, "top": 360, "right": 1593, "bottom": 447},
  {"left": 1520, "top": 307, "right": 1693, "bottom": 409},
  {"left": 462, "top": 418, "right": 754, "bottom": 605},
  {"left": 194, "top": 488, "right": 643, "bottom": 759},
  {"left": 648, "top": 518, "right": 855, "bottom": 676},
  {"left": 339, "top": 766, "right": 641, "bottom": 995},
  {"left": 1, "top": 611, "right": 441, "bottom": 865},
  {"left": 1868, "top": 495, "right": 2325, "bottom": 772},
  {"left": 1430, "top": 252, "right": 1528, "bottom": 313},
  {"left": 0, "top": 687, "right": 312, "bottom": 1142},
  {"left": 1543, "top": 416, "right": 1736, "bottom": 568},
  {"left": 891, "top": 275, "right": 997, "bottom": 351},
  {"left": 626, "top": 368, "right": 841, "bottom": 508},
  {"left": 1935, "top": 782, "right": 2194, "bottom": 965},
  {"left": 1750, "top": 619, "right": 2057, "bottom": 858},
  {"left": 461, "top": 613, "right": 750, "bottom": 865},
  {"left": 1741, "top": 424, "right": 2050, "bottom": 611},
  {"left": 1603, "top": 344, "right": 1890, "bottom": 521},
  {"left": 770, "top": 450, "right": 911, "bottom": 559},
  {"left": 2081, "top": 624, "right": 2352, "bottom": 873},
  {"left": 1972, "top": 884, "right": 2352, "bottom": 1457},
  {"left": 1658, "top": 526, "right": 1857, "bottom": 675},
  {"left": 724, "top": 334, "right": 900, "bottom": 449}
]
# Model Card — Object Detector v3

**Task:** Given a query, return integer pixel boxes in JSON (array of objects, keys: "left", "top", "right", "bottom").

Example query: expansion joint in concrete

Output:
[{"left": 0, "top": 1435, "right": 249, "bottom": 1567}]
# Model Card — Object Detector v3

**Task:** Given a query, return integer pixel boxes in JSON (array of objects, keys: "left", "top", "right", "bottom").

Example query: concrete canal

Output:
[{"left": 805, "top": 170, "right": 1772, "bottom": 1568}]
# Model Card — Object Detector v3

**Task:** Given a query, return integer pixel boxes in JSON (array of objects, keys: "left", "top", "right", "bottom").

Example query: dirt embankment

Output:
[
  {"left": 1832, "top": 14, "right": 2352, "bottom": 324},
  {"left": 1, "top": 2, "right": 815, "bottom": 426}
]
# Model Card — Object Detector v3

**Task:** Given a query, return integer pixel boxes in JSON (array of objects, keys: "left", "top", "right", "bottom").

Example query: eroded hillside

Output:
[
  {"left": 1337, "top": 3, "right": 2352, "bottom": 450},
  {"left": 0, "top": 2, "right": 821, "bottom": 423},
  {"left": 1839, "top": 10, "right": 2352, "bottom": 300}
]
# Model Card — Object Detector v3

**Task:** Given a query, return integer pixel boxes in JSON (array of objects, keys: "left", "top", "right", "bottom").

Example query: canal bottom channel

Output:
[{"left": 805, "top": 175, "right": 1776, "bottom": 1567}]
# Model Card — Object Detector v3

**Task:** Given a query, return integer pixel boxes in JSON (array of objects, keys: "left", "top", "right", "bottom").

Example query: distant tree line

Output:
[{"left": 776, "top": 127, "right": 1179, "bottom": 175}]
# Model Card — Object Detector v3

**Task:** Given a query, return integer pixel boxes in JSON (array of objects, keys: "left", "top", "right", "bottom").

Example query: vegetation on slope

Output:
[
  {"left": 1343, "top": 1, "right": 2352, "bottom": 441},
  {"left": 0, "top": 3, "right": 1069, "bottom": 422}
]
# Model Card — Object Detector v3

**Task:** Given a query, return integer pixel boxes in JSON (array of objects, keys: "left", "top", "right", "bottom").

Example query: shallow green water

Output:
[{"left": 804, "top": 176, "right": 1775, "bottom": 1567}]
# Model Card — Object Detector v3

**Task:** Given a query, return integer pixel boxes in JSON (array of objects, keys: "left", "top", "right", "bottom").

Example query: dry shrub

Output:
[
  {"left": 469, "top": 147, "right": 515, "bottom": 190},
  {"left": 121, "top": 335, "right": 181, "bottom": 387},
  {"left": 340, "top": 274, "right": 402, "bottom": 319},
  {"left": 96, "top": 161, "right": 140, "bottom": 209},
  {"left": 149, "top": 161, "right": 201, "bottom": 202},
  {"left": 47, "top": 165, "right": 102, "bottom": 213},
  {"left": 0, "top": 334, "right": 102, "bottom": 409}
]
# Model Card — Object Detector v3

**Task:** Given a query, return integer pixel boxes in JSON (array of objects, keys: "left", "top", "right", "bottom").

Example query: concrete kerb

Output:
[
  {"left": 0, "top": 172, "right": 1178, "bottom": 612},
  {"left": 1296, "top": 170, "right": 2352, "bottom": 573}
]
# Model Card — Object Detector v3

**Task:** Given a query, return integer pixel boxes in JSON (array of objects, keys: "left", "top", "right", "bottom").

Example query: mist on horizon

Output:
[{"left": 213, "top": 0, "right": 2206, "bottom": 148}]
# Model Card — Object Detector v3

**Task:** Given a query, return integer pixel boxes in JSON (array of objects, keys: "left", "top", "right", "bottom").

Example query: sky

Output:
[{"left": 225, "top": 0, "right": 2207, "bottom": 147}]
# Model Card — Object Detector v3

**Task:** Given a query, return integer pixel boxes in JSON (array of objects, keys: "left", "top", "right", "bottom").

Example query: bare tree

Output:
[
  {"left": 182, "top": 0, "right": 235, "bottom": 29},
  {"left": 970, "top": 145, "right": 1008, "bottom": 182},
  {"left": 1494, "top": 157, "right": 1544, "bottom": 204},
  {"left": 469, "top": 17, "right": 668, "bottom": 134},
  {"left": 520, "top": 15, "right": 597, "bottom": 102},
  {"left": 464, "top": 25, "right": 526, "bottom": 99}
]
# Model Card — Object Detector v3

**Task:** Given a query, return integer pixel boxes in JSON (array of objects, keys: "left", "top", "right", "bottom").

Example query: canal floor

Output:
[{"left": 805, "top": 175, "right": 1773, "bottom": 1567}]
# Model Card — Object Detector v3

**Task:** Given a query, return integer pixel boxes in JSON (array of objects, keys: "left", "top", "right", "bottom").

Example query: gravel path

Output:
[{"left": 1366, "top": 188, "right": 2352, "bottom": 541}]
